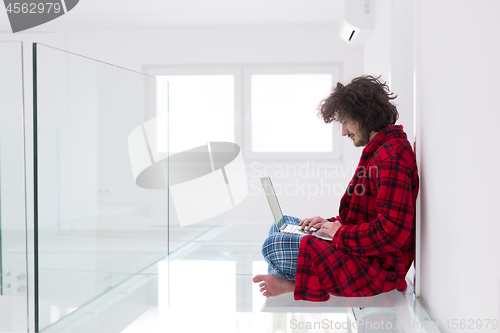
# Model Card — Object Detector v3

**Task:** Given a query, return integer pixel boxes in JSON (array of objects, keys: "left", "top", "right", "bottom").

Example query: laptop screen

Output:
[{"left": 261, "top": 176, "right": 285, "bottom": 229}]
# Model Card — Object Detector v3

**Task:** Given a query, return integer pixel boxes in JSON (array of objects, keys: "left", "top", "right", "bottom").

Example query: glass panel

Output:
[
  {"left": 0, "top": 41, "right": 29, "bottom": 332},
  {"left": 157, "top": 74, "right": 238, "bottom": 255},
  {"left": 251, "top": 74, "right": 333, "bottom": 153},
  {"left": 33, "top": 43, "right": 167, "bottom": 331}
]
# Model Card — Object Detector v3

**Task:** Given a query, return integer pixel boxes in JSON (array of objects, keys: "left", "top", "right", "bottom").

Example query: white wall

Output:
[
  {"left": 364, "top": 0, "right": 415, "bottom": 145},
  {"left": 0, "top": 25, "right": 365, "bottom": 225},
  {"left": 418, "top": 1, "right": 500, "bottom": 331},
  {"left": 363, "top": 0, "right": 417, "bottom": 292},
  {"left": 0, "top": 25, "right": 367, "bottom": 227},
  {"left": 364, "top": 0, "right": 392, "bottom": 84},
  {"left": 62, "top": 25, "right": 365, "bottom": 224},
  {"left": 64, "top": 25, "right": 362, "bottom": 74}
]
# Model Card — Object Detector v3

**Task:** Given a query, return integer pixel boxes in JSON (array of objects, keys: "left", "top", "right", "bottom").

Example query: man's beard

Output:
[
  {"left": 353, "top": 130, "right": 370, "bottom": 147},
  {"left": 352, "top": 129, "right": 371, "bottom": 147}
]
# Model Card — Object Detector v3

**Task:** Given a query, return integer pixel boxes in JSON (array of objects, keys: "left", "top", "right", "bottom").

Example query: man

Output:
[{"left": 253, "top": 75, "right": 419, "bottom": 301}]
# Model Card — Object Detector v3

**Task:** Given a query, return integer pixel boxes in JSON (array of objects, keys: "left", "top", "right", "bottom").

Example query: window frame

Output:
[{"left": 146, "top": 63, "right": 343, "bottom": 162}]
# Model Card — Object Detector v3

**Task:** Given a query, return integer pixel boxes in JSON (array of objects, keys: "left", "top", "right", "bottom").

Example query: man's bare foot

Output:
[{"left": 252, "top": 274, "right": 295, "bottom": 297}]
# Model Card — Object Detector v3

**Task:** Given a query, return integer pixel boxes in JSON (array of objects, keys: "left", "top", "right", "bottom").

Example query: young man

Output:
[{"left": 253, "top": 75, "right": 419, "bottom": 301}]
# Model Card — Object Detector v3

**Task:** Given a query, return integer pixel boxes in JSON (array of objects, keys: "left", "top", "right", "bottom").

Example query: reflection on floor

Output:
[{"left": 35, "top": 221, "right": 441, "bottom": 333}]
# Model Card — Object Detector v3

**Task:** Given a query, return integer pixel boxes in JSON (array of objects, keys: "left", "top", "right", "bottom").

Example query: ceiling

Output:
[{"left": 0, "top": 0, "right": 344, "bottom": 31}]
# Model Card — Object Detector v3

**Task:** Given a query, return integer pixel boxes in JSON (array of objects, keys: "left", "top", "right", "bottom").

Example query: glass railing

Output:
[
  {"left": 0, "top": 41, "right": 29, "bottom": 333},
  {"left": 33, "top": 43, "right": 168, "bottom": 331},
  {"left": 160, "top": 70, "right": 248, "bottom": 258}
]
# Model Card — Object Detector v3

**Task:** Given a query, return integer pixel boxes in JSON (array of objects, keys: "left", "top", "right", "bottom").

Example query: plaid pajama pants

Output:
[{"left": 262, "top": 215, "right": 304, "bottom": 281}]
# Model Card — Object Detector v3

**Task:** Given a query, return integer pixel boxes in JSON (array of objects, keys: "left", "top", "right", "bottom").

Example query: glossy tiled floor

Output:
[{"left": 17, "top": 221, "right": 442, "bottom": 333}]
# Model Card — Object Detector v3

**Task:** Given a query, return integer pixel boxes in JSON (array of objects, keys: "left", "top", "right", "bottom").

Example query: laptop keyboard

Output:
[{"left": 282, "top": 224, "right": 317, "bottom": 235}]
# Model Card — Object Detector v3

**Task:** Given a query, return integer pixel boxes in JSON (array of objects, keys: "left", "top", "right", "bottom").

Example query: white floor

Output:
[{"left": 1, "top": 220, "right": 442, "bottom": 333}]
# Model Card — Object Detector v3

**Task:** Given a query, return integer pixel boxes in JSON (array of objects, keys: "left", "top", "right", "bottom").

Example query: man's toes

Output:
[
  {"left": 252, "top": 274, "right": 264, "bottom": 283},
  {"left": 259, "top": 282, "right": 265, "bottom": 288}
]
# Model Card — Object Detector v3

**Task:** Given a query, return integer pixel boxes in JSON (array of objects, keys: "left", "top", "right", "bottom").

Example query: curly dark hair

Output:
[{"left": 317, "top": 75, "right": 399, "bottom": 134}]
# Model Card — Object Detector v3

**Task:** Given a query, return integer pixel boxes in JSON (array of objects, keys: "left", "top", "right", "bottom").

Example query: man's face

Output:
[{"left": 340, "top": 119, "right": 370, "bottom": 147}]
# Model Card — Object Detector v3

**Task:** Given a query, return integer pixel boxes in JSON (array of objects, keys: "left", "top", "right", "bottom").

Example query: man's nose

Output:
[{"left": 341, "top": 123, "right": 349, "bottom": 136}]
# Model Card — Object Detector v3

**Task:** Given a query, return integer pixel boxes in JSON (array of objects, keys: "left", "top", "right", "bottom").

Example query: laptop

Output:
[{"left": 260, "top": 176, "right": 333, "bottom": 241}]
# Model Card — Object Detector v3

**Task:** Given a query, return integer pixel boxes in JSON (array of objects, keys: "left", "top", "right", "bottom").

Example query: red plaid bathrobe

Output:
[{"left": 294, "top": 125, "right": 419, "bottom": 301}]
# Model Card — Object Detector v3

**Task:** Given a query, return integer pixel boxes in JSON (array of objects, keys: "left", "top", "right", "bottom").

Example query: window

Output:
[
  {"left": 149, "top": 64, "right": 341, "bottom": 160},
  {"left": 244, "top": 66, "right": 340, "bottom": 159},
  {"left": 154, "top": 67, "right": 240, "bottom": 155}
]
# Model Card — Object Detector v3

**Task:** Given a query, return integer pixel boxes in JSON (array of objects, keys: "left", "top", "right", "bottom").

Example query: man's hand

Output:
[
  {"left": 298, "top": 216, "right": 328, "bottom": 231},
  {"left": 318, "top": 221, "right": 343, "bottom": 237}
]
